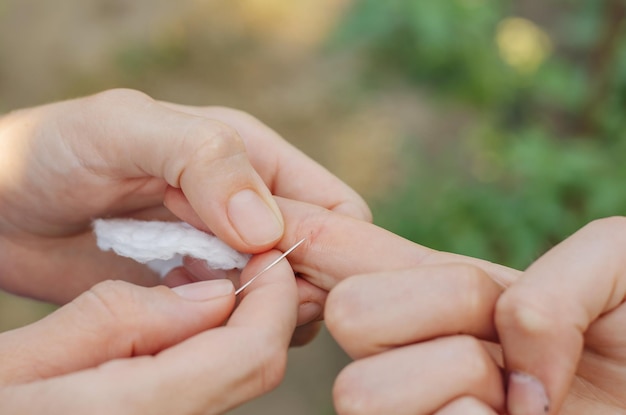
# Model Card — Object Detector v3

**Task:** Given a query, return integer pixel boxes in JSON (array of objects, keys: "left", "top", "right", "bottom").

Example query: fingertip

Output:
[
  {"left": 325, "top": 278, "right": 363, "bottom": 355},
  {"left": 507, "top": 372, "right": 550, "bottom": 415},
  {"left": 164, "top": 184, "right": 284, "bottom": 253},
  {"left": 226, "top": 188, "right": 284, "bottom": 250}
]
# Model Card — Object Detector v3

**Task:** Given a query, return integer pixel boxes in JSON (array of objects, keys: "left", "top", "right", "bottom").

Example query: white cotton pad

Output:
[{"left": 93, "top": 219, "right": 250, "bottom": 276}]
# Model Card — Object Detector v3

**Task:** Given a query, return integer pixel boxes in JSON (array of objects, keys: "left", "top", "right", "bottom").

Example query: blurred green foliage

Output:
[{"left": 334, "top": 0, "right": 626, "bottom": 269}]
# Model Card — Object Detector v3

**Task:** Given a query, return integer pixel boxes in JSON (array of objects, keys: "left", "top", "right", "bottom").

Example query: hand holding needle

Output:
[{"left": 235, "top": 238, "right": 307, "bottom": 295}]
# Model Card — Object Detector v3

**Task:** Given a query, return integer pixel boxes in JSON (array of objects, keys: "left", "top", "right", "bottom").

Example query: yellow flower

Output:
[{"left": 496, "top": 17, "right": 552, "bottom": 74}]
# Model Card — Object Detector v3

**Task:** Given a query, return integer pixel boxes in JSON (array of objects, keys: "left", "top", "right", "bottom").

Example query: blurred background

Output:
[{"left": 1, "top": 0, "right": 625, "bottom": 413}]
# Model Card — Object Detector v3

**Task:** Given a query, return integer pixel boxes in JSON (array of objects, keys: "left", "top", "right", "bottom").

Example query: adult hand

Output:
[
  {"left": 0, "top": 249, "right": 298, "bottom": 415},
  {"left": 268, "top": 198, "right": 518, "bottom": 413},
  {"left": 167, "top": 197, "right": 519, "bottom": 292},
  {"left": 164, "top": 196, "right": 519, "bottom": 342},
  {"left": 326, "top": 263, "right": 510, "bottom": 415},
  {"left": 324, "top": 216, "right": 626, "bottom": 414},
  {"left": 0, "top": 88, "right": 369, "bottom": 304},
  {"left": 496, "top": 216, "right": 626, "bottom": 414}
]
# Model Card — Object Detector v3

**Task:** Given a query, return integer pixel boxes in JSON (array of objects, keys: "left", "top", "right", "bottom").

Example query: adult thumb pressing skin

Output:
[
  {"left": 83, "top": 90, "right": 285, "bottom": 251},
  {"left": 17, "top": 89, "right": 283, "bottom": 252},
  {"left": 0, "top": 279, "right": 235, "bottom": 386}
]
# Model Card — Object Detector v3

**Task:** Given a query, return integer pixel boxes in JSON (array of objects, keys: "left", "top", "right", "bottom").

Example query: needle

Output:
[{"left": 235, "top": 238, "right": 307, "bottom": 295}]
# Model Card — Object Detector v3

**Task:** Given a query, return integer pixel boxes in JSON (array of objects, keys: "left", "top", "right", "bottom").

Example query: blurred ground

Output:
[{"left": 0, "top": 1, "right": 465, "bottom": 413}]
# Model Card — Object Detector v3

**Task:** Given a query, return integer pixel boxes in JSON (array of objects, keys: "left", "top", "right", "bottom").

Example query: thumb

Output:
[
  {"left": 70, "top": 89, "right": 284, "bottom": 252},
  {"left": 495, "top": 217, "right": 626, "bottom": 415},
  {"left": 0, "top": 279, "right": 235, "bottom": 385}
]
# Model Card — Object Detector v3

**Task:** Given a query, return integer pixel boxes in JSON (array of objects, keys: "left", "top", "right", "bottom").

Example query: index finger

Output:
[
  {"left": 163, "top": 193, "right": 519, "bottom": 291},
  {"left": 159, "top": 102, "right": 372, "bottom": 221},
  {"left": 275, "top": 197, "right": 520, "bottom": 291}
]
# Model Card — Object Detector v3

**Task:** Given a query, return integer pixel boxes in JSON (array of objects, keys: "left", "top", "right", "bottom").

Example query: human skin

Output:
[
  {"left": 4, "top": 88, "right": 622, "bottom": 414},
  {"left": 0, "top": 89, "right": 371, "bottom": 412},
  {"left": 172, "top": 196, "right": 626, "bottom": 414},
  {"left": 496, "top": 217, "right": 626, "bottom": 415},
  {"left": 0, "top": 88, "right": 369, "bottom": 318},
  {"left": 75, "top": 183, "right": 626, "bottom": 414},
  {"left": 0, "top": 250, "right": 299, "bottom": 414},
  {"left": 314, "top": 214, "right": 626, "bottom": 414}
]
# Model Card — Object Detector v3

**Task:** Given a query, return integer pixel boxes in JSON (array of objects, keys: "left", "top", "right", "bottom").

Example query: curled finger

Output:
[
  {"left": 333, "top": 335, "right": 505, "bottom": 415},
  {"left": 326, "top": 263, "right": 502, "bottom": 359}
]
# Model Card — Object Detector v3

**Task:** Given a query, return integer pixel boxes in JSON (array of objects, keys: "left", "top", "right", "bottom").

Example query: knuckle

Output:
[
  {"left": 175, "top": 120, "right": 246, "bottom": 187},
  {"left": 325, "top": 283, "right": 365, "bottom": 344},
  {"left": 496, "top": 290, "right": 554, "bottom": 337},
  {"left": 453, "top": 263, "right": 488, "bottom": 286},
  {"left": 189, "top": 120, "right": 245, "bottom": 160},
  {"left": 78, "top": 280, "right": 138, "bottom": 331},
  {"left": 453, "top": 263, "right": 495, "bottom": 315},
  {"left": 450, "top": 335, "right": 493, "bottom": 385}
]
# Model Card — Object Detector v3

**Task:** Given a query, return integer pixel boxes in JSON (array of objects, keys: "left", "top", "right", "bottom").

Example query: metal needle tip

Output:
[{"left": 235, "top": 238, "right": 306, "bottom": 295}]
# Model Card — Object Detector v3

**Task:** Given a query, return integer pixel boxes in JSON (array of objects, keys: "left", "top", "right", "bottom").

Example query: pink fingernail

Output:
[
  {"left": 508, "top": 371, "right": 550, "bottom": 415},
  {"left": 227, "top": 189, "right": 283, "bottom": 246}
]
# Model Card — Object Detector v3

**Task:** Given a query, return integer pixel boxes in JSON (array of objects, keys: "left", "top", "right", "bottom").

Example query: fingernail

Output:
[
  {"left": 172, "top": 279, "right": 234, "bottom": 301},
  {"left": 227, "top": 189, "right": 283, "bottom": 246},
  {"left": 297, "top": 302, "right": 323, "bottom": 325},
  {"left": 508, "top": 371, "right": 550, "bottom": 415}
]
